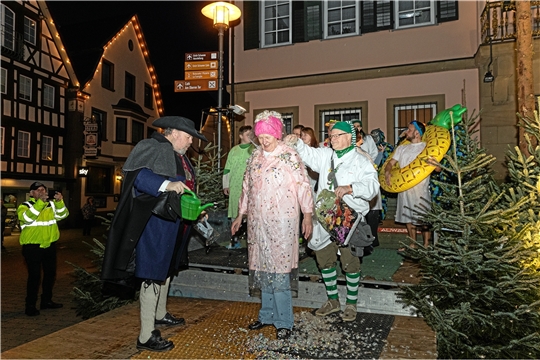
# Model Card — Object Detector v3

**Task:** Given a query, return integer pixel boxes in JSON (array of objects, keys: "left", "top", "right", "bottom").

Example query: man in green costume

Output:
[{"left": 223, "top": 125, "right": 254, "bottom": 248}]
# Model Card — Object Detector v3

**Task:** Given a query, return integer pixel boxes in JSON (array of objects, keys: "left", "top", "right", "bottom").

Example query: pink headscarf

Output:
[{"left": 254, "top": 114, "right": 283, "bottom": 140}]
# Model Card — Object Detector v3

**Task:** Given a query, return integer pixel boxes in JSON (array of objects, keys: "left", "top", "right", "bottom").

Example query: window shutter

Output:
[
  {"left": 361, "top": 1, "right": 393, "bottom": 34},
  {"left": 292, "top": 1, "right": 306, "bottom": 43},
  {"left": 243, "top": 1, "right": 260, "bottom": 50},
  {"left": 437, "top": 1, "right": 459, "bottom": 23},
  {"left": 306, "top": 1, "right": 322, "bottom": 41}
]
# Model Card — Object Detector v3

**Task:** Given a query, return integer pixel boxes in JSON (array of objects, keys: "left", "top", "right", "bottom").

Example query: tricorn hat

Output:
[{"left": 153, "top": 116, "right": 208, "bottom": 141}]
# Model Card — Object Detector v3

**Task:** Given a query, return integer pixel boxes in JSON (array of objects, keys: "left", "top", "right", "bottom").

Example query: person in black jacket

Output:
[{"left": 101, "top": 116, "right": 207, "bottom": 352}]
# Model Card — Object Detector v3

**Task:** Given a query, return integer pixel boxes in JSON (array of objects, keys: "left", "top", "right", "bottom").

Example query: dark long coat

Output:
[{"left": 101, "top": 133, "right": 193, "bottom": 282}]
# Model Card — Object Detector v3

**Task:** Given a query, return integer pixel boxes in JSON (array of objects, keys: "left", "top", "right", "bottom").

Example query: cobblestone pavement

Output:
[{"left": 1, "top": 225, "right": 107, "bottom": 352}]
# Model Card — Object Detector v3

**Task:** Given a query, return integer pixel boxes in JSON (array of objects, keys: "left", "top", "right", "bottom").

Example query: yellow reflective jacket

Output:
[{"left": 17, "top": 197, "right": 69, "bottom": 248}]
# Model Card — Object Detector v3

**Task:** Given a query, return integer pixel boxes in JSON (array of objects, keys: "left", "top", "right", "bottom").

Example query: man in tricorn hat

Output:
[{"left": 102, "top": 116, "right": 207, "bottom": 352}]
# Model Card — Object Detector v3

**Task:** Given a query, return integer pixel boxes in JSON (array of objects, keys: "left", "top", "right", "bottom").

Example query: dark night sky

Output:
[{"left": 46, "top": 1, "right": 232, "bottom": 126}]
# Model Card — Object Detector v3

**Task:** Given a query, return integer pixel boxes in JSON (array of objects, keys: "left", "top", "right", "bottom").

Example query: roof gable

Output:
[
  {"left": 36, "top": 1, "right": 79, "bottom": 86},
  {"left": 44, "top": 3, "right": 164, "bottom": 116}
]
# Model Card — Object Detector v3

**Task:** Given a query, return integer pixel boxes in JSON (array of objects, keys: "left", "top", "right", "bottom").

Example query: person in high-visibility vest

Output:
[{"left": 18, "top": 182, "right": 69, "bottom": 316}]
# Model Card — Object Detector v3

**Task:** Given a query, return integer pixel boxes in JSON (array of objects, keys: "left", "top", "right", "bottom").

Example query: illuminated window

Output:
[
  {"left": 17, "top": 130, "right": 30, "bottom": 158},
  {"left": 23, "top": 16, "right": 36, "bottom": 45},
  {"left": 41, "top": 135, "right": 53, "bottom": 161}
]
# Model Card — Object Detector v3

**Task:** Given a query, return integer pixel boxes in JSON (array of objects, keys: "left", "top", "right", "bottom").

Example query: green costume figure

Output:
[{"left": 223, "top": 126, "right": 254, "bottom": 220}]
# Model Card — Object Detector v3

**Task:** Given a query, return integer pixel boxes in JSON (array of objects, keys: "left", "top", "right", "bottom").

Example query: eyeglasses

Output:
[{"left": 329, "top": 133, "right": 349, "bottom": 140}]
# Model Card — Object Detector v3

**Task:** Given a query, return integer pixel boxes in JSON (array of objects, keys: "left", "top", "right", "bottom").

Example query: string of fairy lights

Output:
[{"left": 48, "top": 13, "right": 164, "bottom": 116}]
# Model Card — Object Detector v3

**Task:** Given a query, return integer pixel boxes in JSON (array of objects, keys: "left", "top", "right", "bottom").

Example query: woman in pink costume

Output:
[{"left": 231, "top": 110, "right": 313, "bottom": 340}]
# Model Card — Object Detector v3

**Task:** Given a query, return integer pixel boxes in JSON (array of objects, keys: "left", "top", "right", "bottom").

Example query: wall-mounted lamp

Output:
[
  {"left": 115, "top": 174, "right": 124, "bottom": 182},
  {"left": 483, "top": 70, "right": 494, "bottom": 83}
]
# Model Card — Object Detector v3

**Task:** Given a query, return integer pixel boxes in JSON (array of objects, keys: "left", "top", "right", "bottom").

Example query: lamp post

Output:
[{"left": 201, "top": 1, "right": 241, "bottom": 171}]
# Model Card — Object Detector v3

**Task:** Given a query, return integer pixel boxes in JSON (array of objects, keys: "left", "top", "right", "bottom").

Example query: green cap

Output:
[{"left": 332, "top": 121, "right": 354, "bottom": 134}]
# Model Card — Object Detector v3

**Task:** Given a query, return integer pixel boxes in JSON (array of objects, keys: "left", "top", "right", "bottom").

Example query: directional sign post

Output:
[
  {"left": 175, "top": 52, "right": 219, "bottom": 92},
  {"left": 174, "top": 80, "right": 218, "bottom": 92}
]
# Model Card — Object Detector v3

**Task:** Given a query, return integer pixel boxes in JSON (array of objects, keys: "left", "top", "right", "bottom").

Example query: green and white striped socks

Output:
[
  {"left": 346, "top": 272, "right": 360, "bottom": 304},
  {"left": 321, "top": 267, "right": 338, "bottom": 300}
]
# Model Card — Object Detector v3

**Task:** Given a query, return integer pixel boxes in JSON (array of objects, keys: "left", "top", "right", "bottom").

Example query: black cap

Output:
[
  {"left": 153, "top": 116, "right": 208, "bottom": 141},
  {"left": 29, "top": 182, "right": 47, "bottom": 191}
]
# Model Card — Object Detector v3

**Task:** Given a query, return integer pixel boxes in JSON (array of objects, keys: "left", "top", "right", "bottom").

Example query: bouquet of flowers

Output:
[{"left": 315, "top": 189, "right": 359, "bottom": 246}]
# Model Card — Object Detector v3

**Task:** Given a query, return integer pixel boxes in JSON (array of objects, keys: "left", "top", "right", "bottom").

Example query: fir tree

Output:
[
  {"left": 69, "top": 214, "right": 137, "bottom": 319},
  {"left": 191, "top": 142, "right": 227, "bottom": 210},
  {"left": 398, "top": 107, "right": 540, "bottom": 359}
]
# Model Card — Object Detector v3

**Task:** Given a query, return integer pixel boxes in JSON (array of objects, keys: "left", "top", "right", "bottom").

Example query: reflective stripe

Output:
[
  {"left": 346, "top": 294, "right": 358, "bottom": 300},
  {"left": 347, "top": 285, "right": 359, "bottom": 292},
  {"left": 22, "top": 212, "right": 35, "bottom": 223},
  {"left": 28, "top": 206, "right": 41, "bottom": 216},
  {"left": 55, "top": 205, "right": 67, "bottom": 212},
  {"left": 20, "top": 219, "right": 57, "bottom": 229},
  {"left": 327, "top": 289, "right": 339, "bottom": 295}
]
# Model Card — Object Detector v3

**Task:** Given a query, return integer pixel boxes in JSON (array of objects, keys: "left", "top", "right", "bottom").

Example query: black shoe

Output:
[
  {"left": 136, "top": 330, "right": 174, "bottom": 352},
  {"left": 276, "top": 328, "right": 291, "bottom": 340},
  {"left": 40, "top": 301, "right": 63, "bottom": 310},
  {"left": 25, "top": 307, "right": 40, "bottom": 316},
  {"left": 155, "top": 312, "right": 185, "bottom": 326},
  {"left": 248, "top": 320, "right": 271, "bottom": 330}
]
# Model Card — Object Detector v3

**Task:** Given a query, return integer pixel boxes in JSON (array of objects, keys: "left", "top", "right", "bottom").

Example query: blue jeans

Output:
[{"left": 258, "top": 276, "right": 293, "bottom": 330}]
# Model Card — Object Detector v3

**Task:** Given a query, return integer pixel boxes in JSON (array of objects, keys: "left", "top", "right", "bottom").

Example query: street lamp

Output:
[{"left": 201, "top": 1, "right": 241, "bottom": 171}]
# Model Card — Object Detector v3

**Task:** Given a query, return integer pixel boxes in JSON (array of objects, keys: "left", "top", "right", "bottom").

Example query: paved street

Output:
[
  {"left": 1, "top": 225, "right": 108, "bottom": 352},
  {"left": 1, "top": 222, "right": 436, "bottom": 358}
]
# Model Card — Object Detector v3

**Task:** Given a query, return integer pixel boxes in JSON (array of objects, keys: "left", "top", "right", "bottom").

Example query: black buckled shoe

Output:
[
  {"left": 40, "top": 301, "right": 63, "bottom": 310},
  {"left": 276, "top": 328, "right": 291, "bottom": 340},
  {"left": 136, "top": 330, "right": 174, "bottom": 352},
  {"left": 155, "top": 312, "right": 185, "bottom": 326},
  {"left": 248, "top": 320, "right": 271, "bottom": 330}
]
